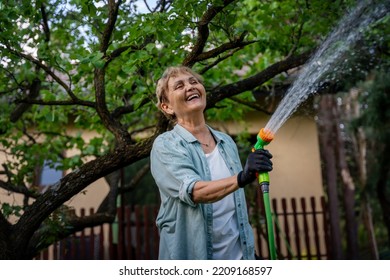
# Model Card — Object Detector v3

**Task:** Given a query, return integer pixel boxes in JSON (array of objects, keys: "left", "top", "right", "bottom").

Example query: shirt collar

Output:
[{"left": 174, "top": 124, "right": 223, "bottom": 144}]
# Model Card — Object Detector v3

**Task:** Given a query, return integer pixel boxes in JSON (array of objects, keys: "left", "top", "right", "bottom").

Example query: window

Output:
[{"left": 39, "top": 160, "right": 63, "bottom": 192}]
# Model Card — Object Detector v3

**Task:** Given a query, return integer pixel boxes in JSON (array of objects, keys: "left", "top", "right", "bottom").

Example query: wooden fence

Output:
[
  {"left": 255, "top": 196, "right": 330, "bottom": 260},
  {"left": 36, "top": 195, "right": 330, "bottom": 260}
]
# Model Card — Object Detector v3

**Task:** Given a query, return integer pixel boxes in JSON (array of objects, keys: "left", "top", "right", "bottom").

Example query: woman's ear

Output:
[{"left": 161, "top": 102, "right": 174, "bottom": 116}]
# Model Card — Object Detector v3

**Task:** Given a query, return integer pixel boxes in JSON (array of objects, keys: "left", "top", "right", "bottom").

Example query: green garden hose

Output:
[{"left": 253, "top": 128, "right": 277, "bottom": 260}]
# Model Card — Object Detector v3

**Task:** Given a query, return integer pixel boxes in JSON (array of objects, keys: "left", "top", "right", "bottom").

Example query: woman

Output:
[{"left": 150, "top": 66, "right": 273, "bottom": 260}]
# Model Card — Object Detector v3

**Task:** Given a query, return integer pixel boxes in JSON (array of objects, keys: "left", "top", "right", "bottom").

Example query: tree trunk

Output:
[
  {"left": 376, "top": 143, "right": 390, "bottom": 247},
  {"left": 317, "top": 95, "right": 343, "bottom": 259},
  {"left": 0, "top": 215, "right": 14, "bottom": 259},
  {"left": 346, "top": 89, "right": 379, "bottom": 259},
  {"left": 334, "top": 104, "right": 359, "bottom": 259},
  {"left": 361, "top": 194, "right": 379, "bottom": 259}
]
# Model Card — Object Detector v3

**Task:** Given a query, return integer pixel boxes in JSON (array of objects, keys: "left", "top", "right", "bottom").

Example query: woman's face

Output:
[{"left": 161, "top": 72, "right": 206, "bottom": 120}]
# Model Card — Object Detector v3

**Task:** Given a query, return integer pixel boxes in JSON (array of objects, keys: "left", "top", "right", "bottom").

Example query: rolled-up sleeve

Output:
[{"left": 151, "top": 134, "right": 201, "bottom": 207}]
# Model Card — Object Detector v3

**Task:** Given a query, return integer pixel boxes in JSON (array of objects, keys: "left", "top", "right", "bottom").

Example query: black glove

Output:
[{"left": 237, "top": 149, "right": 273, "bottom": 188}]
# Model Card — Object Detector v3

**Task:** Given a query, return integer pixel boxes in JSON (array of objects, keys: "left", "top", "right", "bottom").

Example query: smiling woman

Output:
[
  {"left": 150, "top": 66, "right": 273, "bottom": 260},
  {"left": 155, "top": 66, "right": 205, "bottom": 122},
  {"left": 162, "top": 73, "right": 206, "bottom": 125}
]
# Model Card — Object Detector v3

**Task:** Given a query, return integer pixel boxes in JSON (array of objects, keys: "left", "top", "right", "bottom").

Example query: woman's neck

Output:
[
  {"left": 178, "top": 117, "right": 215, "bottom": 149},
  {"left": 177, "top": 117, "right": 208, "bottom": 136}
]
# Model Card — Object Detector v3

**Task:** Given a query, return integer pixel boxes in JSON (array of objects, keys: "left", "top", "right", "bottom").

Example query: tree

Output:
[
  {"left": 0, "top": 0, "right": 381, "bottom": 259},
  {"left": 348, "top": 67, "right": 390, "bottom": 256}
]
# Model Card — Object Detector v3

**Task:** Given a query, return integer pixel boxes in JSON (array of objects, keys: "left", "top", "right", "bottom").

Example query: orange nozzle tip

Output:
[{"left": 259, "top": 128, "right": 274, "bottom": 143}]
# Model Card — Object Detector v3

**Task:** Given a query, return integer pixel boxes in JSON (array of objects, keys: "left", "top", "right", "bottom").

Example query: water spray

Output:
[
  {"left": 248, "top": 0, "right": 389, "bottom": 261},
  {"left": 253, "top": 128, "right": 277, "bottom": 260}
]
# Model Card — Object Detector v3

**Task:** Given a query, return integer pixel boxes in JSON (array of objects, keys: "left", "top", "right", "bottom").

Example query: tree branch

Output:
[
  {"left": 183, "top": 0, "right": 236, "bottom": 66},
  {"left": 199, "top": 48, "right": 241, "bottom": 74},
  {"left": 157, "top": 0, "right": 173, "bottom": 13},
  {"left": 7, "top": 47, "right": 92, "bottom": 106},
  {"left": 0, "top": 181, "right": 39, "bottom": 199},
  {"left": 94, "top": 67, "right": 132, "bottom": 145},
  {"left": 95, "top": 0, "right": 136, "bottom": 145},
  {"left": 27, "top": 211, "right": 116, "bottom": 257},
  {"left": 229, "top": 96, "right": 273, "bottom": 115},
  {"left": 206, "top": 50, "right": 313, "bottom": 108},
  {"left": 100, "top": 0, "right": 122, "bottom": 54},
  {"left": 120, "top": 162, "right": 150, "bottom": 194},
  {"left": 0, "top": 164, "right": 39, "bottom": 199},
  {"left": 195, "top": 32, "right": 254, "bottom": 63},
  {"left": 40, "top": 3, "right": 50, "bottom": 42},
  {"left": 10, "top": 78, "right": 41, "bottom": 122},
  {"left": 111, "top": 98, "right": 150, "bottom": 119},
  {"left": 96, "top": 170, "right": 121, "bottom": 214},
  {"left": 105, "top": 35, "right": 154, "bottom": 64}
]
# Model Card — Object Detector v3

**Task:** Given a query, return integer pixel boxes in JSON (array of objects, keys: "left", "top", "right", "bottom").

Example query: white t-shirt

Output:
[{"left": 206, "top": 147, "right": 243, "bottom": 260}]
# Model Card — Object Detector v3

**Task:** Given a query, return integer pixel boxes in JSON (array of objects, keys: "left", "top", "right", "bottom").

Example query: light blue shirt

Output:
[{"left": 150, "top": 124, "right": 255, "bottom": 260}]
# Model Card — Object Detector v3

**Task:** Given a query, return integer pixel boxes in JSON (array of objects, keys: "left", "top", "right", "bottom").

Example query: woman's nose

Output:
[{"left": 184, "top": 82, "right": 195, "bottom": 91}]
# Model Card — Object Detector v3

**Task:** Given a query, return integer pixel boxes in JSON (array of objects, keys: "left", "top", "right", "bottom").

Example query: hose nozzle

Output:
[
  {"left": 259, "top": 128, "right": 274, "bottom": 144},
  {"left": 254, "top": 128, "right": 274, "bottom": 150},
  {"left": 253, "top": 128, "right": 274, "bottom": 190}
]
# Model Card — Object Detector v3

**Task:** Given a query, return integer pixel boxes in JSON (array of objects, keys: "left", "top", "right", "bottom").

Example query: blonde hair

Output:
[{"left": 155, "top": 66, "right": 203, "bottom": 121}]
